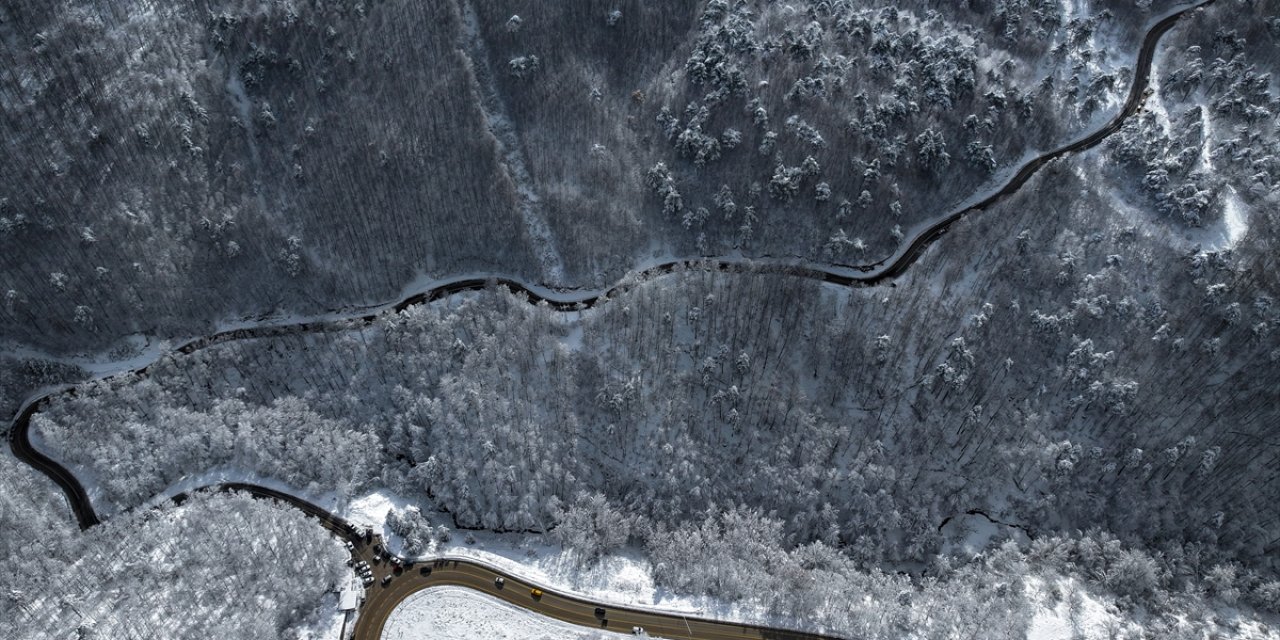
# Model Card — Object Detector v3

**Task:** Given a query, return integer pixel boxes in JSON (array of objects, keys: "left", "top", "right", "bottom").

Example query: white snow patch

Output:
[
  {"left": 1025, "top": 576, "right": 1280, "bottom": 640},
  {"left": 560, "top": 324, "right": 586, "bottom": 352},
  {"left": 225, "top": 70, "right": 260, "bottom": 167},
  {"left": 346, "top": 489, "right": 416, "bottom": 531},
  {"left": 1187, "top": 188, "right": 1250, "bottom": 251},
  {"left": 1221, "top": 190, "right": 1250, "bottom": 244},
  {"left": 1059, "top": 0, "right": 1078, "bottom": 24},
  {"left": 1144, "top": 65, "right": 1174, "bottom": 134},
  {"left": 382, "top": 586, "right": 637, "bottom": 640},
  {"left": 1026, "top": 576, "right": 1137, "bottom": 640},
  {"left": 1197, "top": 104, "right": 1214, "bottom": 172}
]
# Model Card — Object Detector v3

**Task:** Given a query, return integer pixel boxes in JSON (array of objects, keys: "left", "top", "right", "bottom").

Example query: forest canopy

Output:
[{"left": 3, "top": 0, "right": 1280, "bottom": 638}]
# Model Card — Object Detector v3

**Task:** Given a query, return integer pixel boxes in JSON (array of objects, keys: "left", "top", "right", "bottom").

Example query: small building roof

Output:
[{"left": 338, "top": 589, "right": 360, "bottom": 611}]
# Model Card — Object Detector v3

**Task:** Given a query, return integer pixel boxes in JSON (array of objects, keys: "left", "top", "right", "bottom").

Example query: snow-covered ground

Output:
[
  {"left": 288, "top": 593, "right": 349, "bottom": 640},
  {"left": 1131, "top": 51, "right": 1252, "bottom": 253},
  {"left": 1184, "top": 188, "right": 1250, "bottom": 251},
  {"left": 1071, "top": 49, "right": 1253, "bottom": 256},
  {"left": 938, "top": 512, "right": 1031, "bottom": 557},
  {"left": 1025, "top": 576, "right": 1280, "bottom": 640},
  {"left": 1099, "top": 151, "right": 1252, "bottom": 254},
  {"left": 1026, "top": 576, "right": 1139, "bottom": 639},
  {"left": 382, "top": 586, "right": 637, "bottom": 640},
  {"left": 343, "top": 490, "right": 778, "bottom": 624}
]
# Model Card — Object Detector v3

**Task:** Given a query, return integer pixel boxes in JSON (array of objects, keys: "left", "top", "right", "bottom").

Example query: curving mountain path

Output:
[{"left": 3, "top": 2, "right": 1214, "bottom": 639}]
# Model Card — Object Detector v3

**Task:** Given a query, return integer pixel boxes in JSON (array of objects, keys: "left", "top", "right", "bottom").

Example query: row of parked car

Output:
[
  {"left": 354, "top": 559, "right": 373, "bottom": 587},
  {"left": 352, "top": 559, "right": 395, "bottom": 587}
]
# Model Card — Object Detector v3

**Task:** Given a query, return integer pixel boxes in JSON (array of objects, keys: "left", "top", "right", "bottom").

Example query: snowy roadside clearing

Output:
[
  {"left": 344, "top": 490, "right": 787, "bottom": 629},
  {"left": 382, "top": 586, "right": 638, "bottom": 640}
]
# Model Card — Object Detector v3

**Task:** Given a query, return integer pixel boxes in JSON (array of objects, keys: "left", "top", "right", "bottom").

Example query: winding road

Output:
[
  {"left": 173, "top": 484, "right": 843, "bottom": 640},
  {"left": 4, "top": 2, "right": 1213, "bottom": 639}
]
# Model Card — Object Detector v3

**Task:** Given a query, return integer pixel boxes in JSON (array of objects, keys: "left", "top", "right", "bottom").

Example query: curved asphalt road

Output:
[
  {"left": 5, "top": 2, "right": 1213, "bottom": 638},
  {"left": 166, "top": 483, "right": 839, "bottom": 639},
  {"left": 9, "top": 396, "right": 101, "bottom": 528}
]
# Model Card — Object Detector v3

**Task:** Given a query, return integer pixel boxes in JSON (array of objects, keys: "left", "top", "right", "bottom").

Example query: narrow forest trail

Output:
[{"left": 3, "top": 2, "right": 1216, "bottom": 639}]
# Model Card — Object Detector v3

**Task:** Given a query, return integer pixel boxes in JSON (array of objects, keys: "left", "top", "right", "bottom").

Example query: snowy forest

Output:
[
  {"left": 0, "top": 451, "right": 347, "bottom": 639},
  {"left": 3, "top": 0, "right": 1280, "bottom": 638},
  {"left": 0, "top": 0, "right": 1222, "bottom": 354}
]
